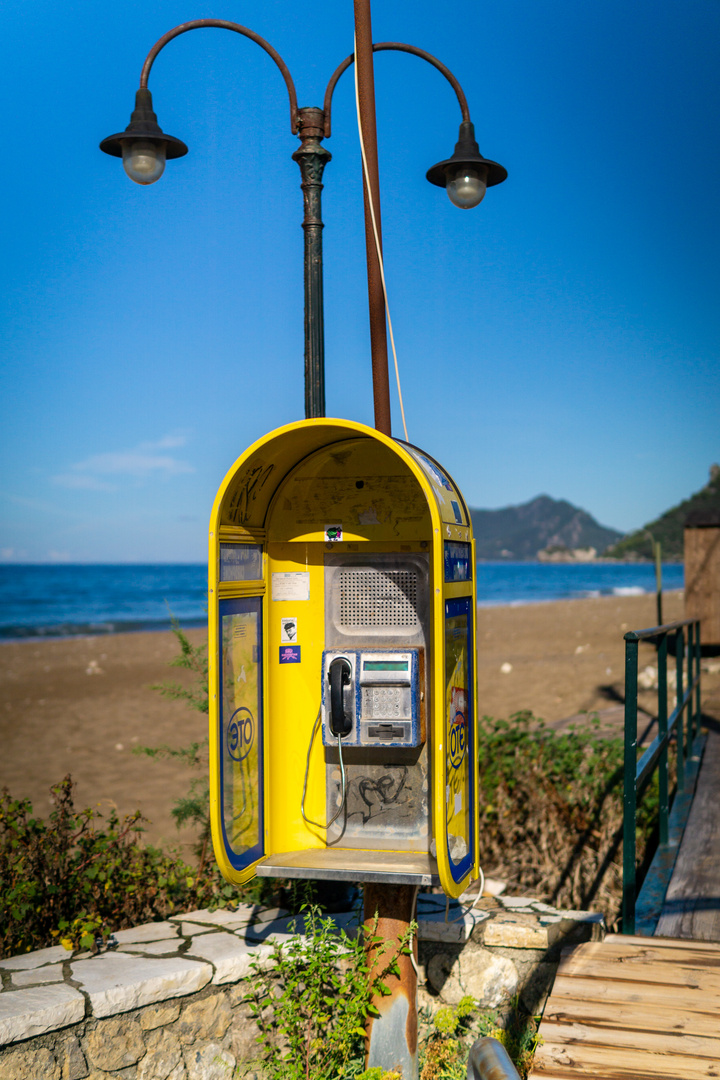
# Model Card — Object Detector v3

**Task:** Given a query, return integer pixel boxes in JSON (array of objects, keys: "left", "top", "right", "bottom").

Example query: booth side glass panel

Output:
[
  {"left": 218, "top": 595, "right": 264, "bottom": 874},
  {"left": 444, "top": 595, "right": 475, "bottom": 884}
]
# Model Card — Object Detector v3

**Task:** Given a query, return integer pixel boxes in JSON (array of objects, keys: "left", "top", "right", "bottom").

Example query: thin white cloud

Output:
[
  {"left": 73, "top": 451, "right": 193, "bottom": 477},
  {"left": 53, "top": 474, "right": 117, "bottom": 491},
  {"left": 52, "top": 434, "right": 194, "bottom": 488},
  {"left": 148, "top": 434, "right": 188, "bottom": 450}
]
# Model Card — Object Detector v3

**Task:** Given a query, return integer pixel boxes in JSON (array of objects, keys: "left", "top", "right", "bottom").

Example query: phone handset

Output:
[{"left": 328, "top": 656, "right": 352, "bottom": 737}]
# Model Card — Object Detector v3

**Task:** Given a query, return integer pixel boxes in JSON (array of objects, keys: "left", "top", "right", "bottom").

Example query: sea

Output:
[{"left": 0, "top": 562, "right": 685, "bottom": 642}]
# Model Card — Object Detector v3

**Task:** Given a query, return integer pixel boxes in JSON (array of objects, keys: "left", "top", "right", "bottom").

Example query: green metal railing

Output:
[{"left": 622, "top": 618, "right": 703, "bottom": 934}]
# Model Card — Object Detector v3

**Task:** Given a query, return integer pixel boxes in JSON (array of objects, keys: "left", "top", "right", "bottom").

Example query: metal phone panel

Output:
[
  {"left": 325, "top": 746, "right": 430, "bottom": 852},
  {"left": 321, "top": 649, "right": 420, "bottom": 749},
  {"left": 324, "top": 553, "right": 429, "bottom": 650}
]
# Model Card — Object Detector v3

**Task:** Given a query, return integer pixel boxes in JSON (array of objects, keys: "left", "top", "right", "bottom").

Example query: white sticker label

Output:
[
  {"left": 280, "top": 617, "right": 298, "bottom": 643},
  {"left": 454, "top": 792, "right": 463, "bottom": 816},
  {"left": 325, "top": 524, "right": 343, "bottom": 542},
  {"left": 272, "top": 572, "right": 310, "bottom": 602}
]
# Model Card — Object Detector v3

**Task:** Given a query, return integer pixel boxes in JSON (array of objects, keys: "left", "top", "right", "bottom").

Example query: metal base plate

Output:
[{"left": 256, "top": 848, "right": 439, "bottom": 885}]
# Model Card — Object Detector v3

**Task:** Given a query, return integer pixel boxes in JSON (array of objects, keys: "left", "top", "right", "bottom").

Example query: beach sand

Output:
[{"left": 2, "top": 589, "right": 716, "bottom": 853}]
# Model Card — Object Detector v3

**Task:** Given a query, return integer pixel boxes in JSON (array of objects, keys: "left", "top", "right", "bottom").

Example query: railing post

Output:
[
  {"left": 677, "top": 626, "right": 690, "bottom": 777},
  {"left": 694, "top": 620, "right": 702, "bottom": 742},
  {"left": 675, "top": 626, "right": 685, "bottom": 792},
  {"left": 657, "top": 632, "right": 668, "bottom": 846},
  {"left": 688, "top": 621, "right": 695, "bottom": 744},
  {"left": 687, "top": 620, "right": 694, "bottom": 732},
  {"left": 623, "top": 633, "right": 639, "bottom": 934}
]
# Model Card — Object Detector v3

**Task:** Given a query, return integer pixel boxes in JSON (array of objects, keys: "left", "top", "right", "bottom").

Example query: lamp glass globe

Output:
[
  {"left": 446, "top": 164, "right": 488, "bottom": 209},
  {"left": 121, "top": 139, "right": 166, "bottom": 185}
]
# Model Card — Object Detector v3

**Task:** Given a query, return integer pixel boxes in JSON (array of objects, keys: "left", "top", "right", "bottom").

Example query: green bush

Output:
[
  {"left": 477, "top": 710, "right": 666, "bottom": 920},
  {"left": 0, "top": 775, "right": 234, "bottom": 959},
  {"left": 138, "top": 616, "right": 211, "bottom": 865},
  {"left": 242, "top": 905, "right": 416, "bottom": 1080},
  {"left": 419, "top": 996, "right": 477, "bottom": 1080}
]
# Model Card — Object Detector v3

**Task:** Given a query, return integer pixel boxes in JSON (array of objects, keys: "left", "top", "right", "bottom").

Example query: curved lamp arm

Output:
[
  {"left": 323, "top": 41, "right": 470, "bottom": 137},
  {"left": 139, "top": 18, "right": 299, "bottom": 133}
]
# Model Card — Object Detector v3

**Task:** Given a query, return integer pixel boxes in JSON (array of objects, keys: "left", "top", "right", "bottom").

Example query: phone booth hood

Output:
[{"left": 209, "top": 418, "right": 479, "bottom": 898}]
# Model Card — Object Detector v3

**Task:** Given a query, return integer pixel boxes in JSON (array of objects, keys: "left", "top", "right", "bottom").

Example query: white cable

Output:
[
  {"left": 445, "top": 866, "right": 486, "bottom": 924},
  {"left": 353, "top": 34, "right": 409, "bottom": 443},
  {"left": 301, "top": 707, "right": 347, "bottom": 831},
  {"left": 407, "top": 884, "right": 421, "bottom": 981}
]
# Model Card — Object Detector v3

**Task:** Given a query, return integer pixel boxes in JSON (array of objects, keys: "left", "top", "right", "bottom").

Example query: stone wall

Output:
[{"left": 0, "top": 896, "right": 604, "bottom": 1079}]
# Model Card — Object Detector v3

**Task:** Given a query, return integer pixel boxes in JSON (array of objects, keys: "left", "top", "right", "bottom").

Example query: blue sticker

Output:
[{"left": 279, "top": 646, "right": 301, "bottom": 664}]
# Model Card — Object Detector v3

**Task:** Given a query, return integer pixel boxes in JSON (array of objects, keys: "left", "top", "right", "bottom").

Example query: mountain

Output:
[
  {"left": 603, "top": 466, "right": 720, "bottom": 562},
  {"left": 469, "top": 495, "right": 623, "bottom": 561}
]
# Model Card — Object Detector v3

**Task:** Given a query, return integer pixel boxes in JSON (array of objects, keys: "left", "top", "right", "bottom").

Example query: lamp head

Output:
[
  {"left": 99, "top": 88, "right": 188, "bottom": 185},
  {"left": 427, "top": 120, "right": 507, "bottom": 208}
]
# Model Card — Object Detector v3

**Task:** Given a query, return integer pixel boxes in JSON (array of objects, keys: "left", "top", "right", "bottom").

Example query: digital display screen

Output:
[{"left": 363, "top": 660, "right": 408, "bottom": 671}]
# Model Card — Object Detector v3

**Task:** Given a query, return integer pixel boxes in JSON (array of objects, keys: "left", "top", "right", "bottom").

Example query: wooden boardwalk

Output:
[
  {"left": 655, "top": 730, "right": 720, "bottom": 942},
  {"left": 529, "top": 716, "right": 720, "bottom": 1078},
  {"left": 529, "top": 935, "right": 720, "bottom": 1079}
]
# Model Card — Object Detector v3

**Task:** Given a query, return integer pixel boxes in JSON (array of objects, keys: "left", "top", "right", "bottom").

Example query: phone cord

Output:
[{"left": 301, "top": 707, "right": 347, "bottom": 830}]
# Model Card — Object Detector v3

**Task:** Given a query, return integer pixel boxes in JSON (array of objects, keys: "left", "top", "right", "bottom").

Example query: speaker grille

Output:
[{"left": 338, "top": 569, "right": 419, "bottom": 628}]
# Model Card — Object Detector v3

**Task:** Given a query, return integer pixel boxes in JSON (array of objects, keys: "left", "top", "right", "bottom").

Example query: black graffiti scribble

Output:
[
  {"left": 229, "top": 463, "right": 274, "bottom": 525},
  {"left": 356, "top": 767, "right": 408, "bottom": 823}
]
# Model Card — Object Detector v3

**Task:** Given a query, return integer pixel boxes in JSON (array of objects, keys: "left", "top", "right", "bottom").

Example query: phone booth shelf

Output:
[{"left": 208, "top": 418, "right": 478, "bottom": 900}]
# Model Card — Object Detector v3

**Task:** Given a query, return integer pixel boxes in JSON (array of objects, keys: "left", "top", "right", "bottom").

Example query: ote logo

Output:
[
  {"left": 449, "top": 711, "right": 467, "bottom": 771},
  {"left": 227, "top": 707, "right": 254, "bottom": 762}
]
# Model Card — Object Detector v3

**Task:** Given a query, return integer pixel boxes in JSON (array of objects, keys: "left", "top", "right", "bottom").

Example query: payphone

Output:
[
  {"left": 208, "top": 418, "right": 478, "bottom": 899},
  {"left": 322, "top": 649, "right": 420, "bottom": 747}
]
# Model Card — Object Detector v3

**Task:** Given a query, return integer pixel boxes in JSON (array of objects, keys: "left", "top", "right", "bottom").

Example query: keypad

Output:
[{"left": 362, "top": 686, "right": 407, "bottom": 719}]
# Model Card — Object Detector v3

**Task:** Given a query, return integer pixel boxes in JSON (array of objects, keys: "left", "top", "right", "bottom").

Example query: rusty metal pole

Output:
[
  {"left": 354, "top": 18, "right": 414, "bottom": 1072},
  {"left": 364, "top": 883, "right": 418, "bottom": 1080},
  {"left": 353, "top": 0, "right": 393, "bottom": 436}
]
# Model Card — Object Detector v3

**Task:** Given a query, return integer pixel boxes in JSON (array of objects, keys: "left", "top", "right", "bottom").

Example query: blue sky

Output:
[{"left": 1, "top": 0, "right": 718, "bottom": 562}]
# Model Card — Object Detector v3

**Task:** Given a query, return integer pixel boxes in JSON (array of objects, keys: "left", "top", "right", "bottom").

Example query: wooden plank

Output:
[
  {"left": 540, "top": 1020, "right": 720, "bottom": 1061},
  {"left": 556, "top": 954, "right": 720, "bottom": 991},
  {"left": 568, "top": 936, "right": 720, "bottom": 957},
  {"left": 656, "top": 730, "right": 720, "bottom": 942},
  {"left": 528, "top": 922, "right": 720, "bottom": 1078},
  {"left": 571, "top": 937, "right": 720, "bottom": 962},
  {"left": 605, "top": 933, "right": 720, "bottom": 953},
  {"left": 531, "top": 1040, "right": 720, "bottom": 1079},
  {"left": 544, "top": 993, "right": 720, "bottom": 1037},
  {"left": 564, "top": 939, "right": 720, "bottom": 969},
  {"left": 550, "top": 973, "right": 720, "bottom": 1015}
]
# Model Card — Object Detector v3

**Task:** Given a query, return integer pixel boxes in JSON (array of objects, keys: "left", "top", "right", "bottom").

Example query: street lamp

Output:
[
  {"left": 100, "top": 88, "right": 188, "bottom": 184},
  {"left": 100, "top": 18, "right": 506, "bottom": 425},
  {"left": 427, "top": 119, "right": 507, "bottom": 208}
]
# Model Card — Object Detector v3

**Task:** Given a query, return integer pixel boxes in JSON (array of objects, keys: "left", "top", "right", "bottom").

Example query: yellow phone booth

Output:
[{"left": 208, "top": 418, "right": 478, "bottom": 899}]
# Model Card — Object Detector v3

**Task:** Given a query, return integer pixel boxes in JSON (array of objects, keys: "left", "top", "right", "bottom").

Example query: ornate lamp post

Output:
[
  {"left": 100, "top": 17, "right": 506, "bottom": 426},
  {"left": 101, "top": 19, "right": 506, "bottom": 1075}
]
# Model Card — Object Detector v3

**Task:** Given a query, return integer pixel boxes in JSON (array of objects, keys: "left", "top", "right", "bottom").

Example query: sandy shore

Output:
[{"left": 2, "top": 589, "right": 715, "bottom": 853}]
